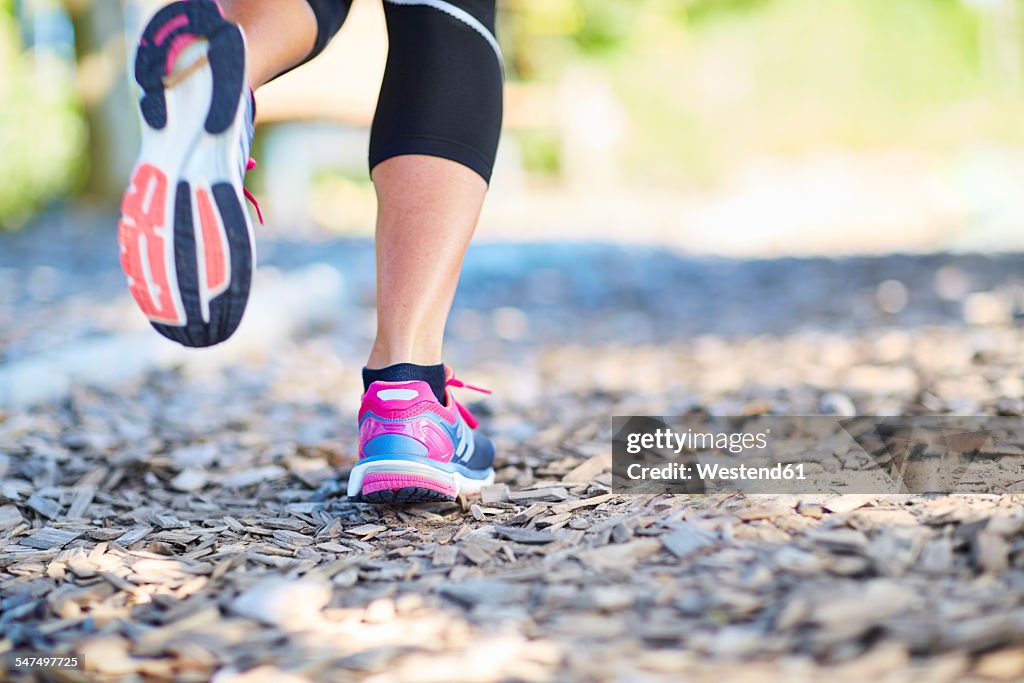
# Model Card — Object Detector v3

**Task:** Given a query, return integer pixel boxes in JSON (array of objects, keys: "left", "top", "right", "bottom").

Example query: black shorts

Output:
[{"left": 295, "top": 0, "right": 504, "bottom": 182}]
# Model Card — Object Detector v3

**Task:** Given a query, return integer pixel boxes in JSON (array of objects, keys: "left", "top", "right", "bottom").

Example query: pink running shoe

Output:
[
  {"left": 119, "top": 0, "right": 260, "bottom": 348},
  {"left": 349, "top": 367, "right": 497, "bottom": 504}
]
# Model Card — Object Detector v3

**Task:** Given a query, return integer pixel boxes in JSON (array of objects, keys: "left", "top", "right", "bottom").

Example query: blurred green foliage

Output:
[
  {"left": 505, "top": 0, "right": 1024, "bottom": 186},
  {"left": 0, "top": 0, "right": 85, "bottom": 228},
  {"left": 1, "top": 0, "right": 1020, "bottom": 220}
]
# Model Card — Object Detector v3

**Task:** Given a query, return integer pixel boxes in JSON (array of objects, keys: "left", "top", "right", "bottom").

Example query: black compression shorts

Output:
[{"left": 293, "top": 0, "right": 503, "bottom": 183}]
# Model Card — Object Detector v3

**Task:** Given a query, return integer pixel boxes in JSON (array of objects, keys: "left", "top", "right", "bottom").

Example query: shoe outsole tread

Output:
[
  {"left": 358, "top": 487, "right": 456, "bottom": 504},
  {"left": 121, "top": 0, "right": 253, "bottom": 348}
]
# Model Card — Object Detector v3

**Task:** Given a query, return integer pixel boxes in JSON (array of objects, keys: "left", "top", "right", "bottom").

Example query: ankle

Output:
[
  {"left": 367, "top": 339, "right": 443, "bottom": 369},
  {"left": 362, "top": 363, "right": 447, "bottom": 404}
]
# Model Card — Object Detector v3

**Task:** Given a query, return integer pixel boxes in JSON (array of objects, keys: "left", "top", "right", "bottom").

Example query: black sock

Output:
[{"left": 362, "top": 363, "right": 447, "bottom": 404}]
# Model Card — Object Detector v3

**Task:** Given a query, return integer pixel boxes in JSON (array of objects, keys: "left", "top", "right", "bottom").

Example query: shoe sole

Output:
[
  {"left": 347, "top": 458, "right": 496, "bottom": 504},
  {"left": 118, "top": 0, "right": 254, "bottom": 348}
]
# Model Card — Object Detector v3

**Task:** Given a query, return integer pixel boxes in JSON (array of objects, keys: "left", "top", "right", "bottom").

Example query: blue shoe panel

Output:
[{"left": 362, "top": 433, "right": 429, "bottom": 458}]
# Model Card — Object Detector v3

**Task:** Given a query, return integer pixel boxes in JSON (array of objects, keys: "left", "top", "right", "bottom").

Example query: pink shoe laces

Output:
[
  {"left": 445, "top": 373, "right": 492, "bottom": 429},
  {"left": 244, "top": 158, "right": 263, "bottom": 224}
]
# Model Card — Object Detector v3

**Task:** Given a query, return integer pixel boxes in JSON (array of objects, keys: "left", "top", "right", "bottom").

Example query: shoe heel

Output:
[
  {"left": 349, "top": 460, "right": 460, "bottom": 504},
  {"left": 135, "top": 0, "right": 244, "bottom": 134}
]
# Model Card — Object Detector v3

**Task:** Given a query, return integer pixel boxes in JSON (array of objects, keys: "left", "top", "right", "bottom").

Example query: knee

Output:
[{"left": 383, "top": 0, "right": 499, "bottom": 38}]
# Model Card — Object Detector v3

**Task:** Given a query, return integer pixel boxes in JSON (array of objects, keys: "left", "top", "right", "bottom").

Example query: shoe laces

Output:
[
  {"left": 244, "top": 158, "right": 263, "bottom": 224},
  {"left": 445, "top": 373, "right": 492, "bottom": 429}
]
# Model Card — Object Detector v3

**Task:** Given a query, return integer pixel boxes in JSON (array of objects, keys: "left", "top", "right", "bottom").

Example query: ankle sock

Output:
[{"left": 362, "top": 363, "right": 447, "bottom": 404}]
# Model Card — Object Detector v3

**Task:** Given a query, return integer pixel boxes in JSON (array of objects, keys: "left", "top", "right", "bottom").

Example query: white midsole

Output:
[
  {"left": 347, "top": 459, "right": 495, "bottom": 498},
  {"left": 131, "top": 37, "right": 253, "bottom": 325}
]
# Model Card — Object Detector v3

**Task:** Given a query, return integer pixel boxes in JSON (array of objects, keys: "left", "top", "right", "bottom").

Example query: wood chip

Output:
[
  {"left": 432, "top": 544, "right": 458, "bottom": 567},
  {"left": 736, "top": 504, "right": 791, "bottom": 521},
  {"left": 439, "top": 579, "right": 529, "bottom": 607},
  {"left": 116, "top": 525, "right": 153, "bottom": 547},
  {"left": 509, "top": 503, "right": 549, "bottom": 525},
  {"left": 88, "top": 528, "right": 128, "bottom": 541},
  {"left": 66, "top": 485, "right": 96, "bottom": 519},
  {"left": 0, "top": 504, "right": 24, "bottom": 530},
  {"left": 577, "top": 539, "right": 661, "bottom": 570},
  {"left": 550, "top": 493, "right": 618, "bottom": 515},
  {"left": 975, "top": 647, "right": 1024, "bottom": 680},
  {"left": 822, "top": 494, "right": 877, "bottom": 514},
  {"left": 22, "top": 527, "right": 82, "bottom": 550},
  {"left": 345, "top": 523, "right": 387, "bottom": 538},
  {"left": 660, "top": 522, "right": 715, "bottom": 559},
  {"left": 807, "top": 527, "right": 869, "bottom": 553},
  {"left": 230, "top": 577, "right": 329, "bottom": 626},
  {"left": 221, "top": 465, "right": 286, "bottom": 488},
  {"left": 170, "top": 468, "right": 208, "bottom": 492},
  {"left": 459, "top": 542, "right": 495, "bottom": 565},
  {"left": 972, "top": 531, "right": 1009, "bottom": 574},
  {"left": 508, "top": 487, "right": 570, "bottom": 503},
  {"left": 272, "top": 529, "right": 313, "bottom": 547},
  {"left": 495, "top": 526, "right": 556, "bottom": 544},
  {"left": 480, "top": 484, "right": 510, "bottom": 505},
  {"left": 562, "top": 452, "right": 612, "bottom": 483},
  {"left": 26, "top": 492, "right": 62, "bottom": 519},
  {"left": 153, "top": 513, "right": 190, "bottom": 529}
]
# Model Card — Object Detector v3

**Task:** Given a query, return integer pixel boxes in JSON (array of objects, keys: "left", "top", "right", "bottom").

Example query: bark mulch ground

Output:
[{"left": 4, "top": 221, "right": 1024, "bottom": 681}]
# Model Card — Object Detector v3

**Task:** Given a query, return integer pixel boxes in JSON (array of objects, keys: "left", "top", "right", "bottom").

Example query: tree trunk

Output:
[{"left": 64, "top": 0, "right": 139, "bottom": 200}]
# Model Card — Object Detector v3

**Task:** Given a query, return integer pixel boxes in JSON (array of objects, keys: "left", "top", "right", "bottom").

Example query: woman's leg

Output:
[
  {"left": 217, "top": 0, "right": 318, "bottom": 89},
  {"left": 351, "top": 0, "right": 503, "bottom": 502},
  {"left": 367, "top": 155, "right": 486, "bottom": 368},
  {"left": 364, "top": 0, "right": 504, "bottom": 375}
]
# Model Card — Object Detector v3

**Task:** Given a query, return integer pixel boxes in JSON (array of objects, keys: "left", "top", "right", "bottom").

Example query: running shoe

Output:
[
  {"left": 118, "top": 0, "right": 260, "bottom": 347},
  {"left": 349, "top": 366, "right": 497, "bottom": 503}
]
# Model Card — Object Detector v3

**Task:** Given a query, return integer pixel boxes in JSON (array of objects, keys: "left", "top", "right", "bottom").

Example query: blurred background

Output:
[
  {"left": 9, "top": 0, "right": 1024, "bottom": 250},
  {"left": 6, "top": 0, "right": 1024, "bottom": 410}
]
